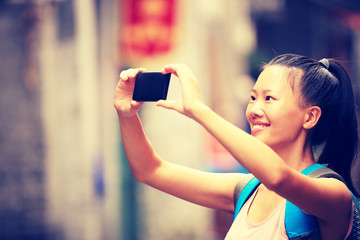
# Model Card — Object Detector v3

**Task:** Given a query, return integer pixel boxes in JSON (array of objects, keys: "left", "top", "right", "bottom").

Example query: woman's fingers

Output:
[
  {"left": 130, "top": 100, "right": 144, "bottom": 111},
  {"left": 130, "top": 100, "right": 143, "bottom": 108},
  {"left": 162, "top": 64, "right": 199, "bottom": 88},
  {"left": 115, "top": 67, "right": 147, "bottom": 116},
  {"left": 119, "top": 68, "right": 134, "bottom": 81},
  {"left": 120, "top": 68, "right": 146, "bottom": 82},
  {"left": 161, "top": 64, "right": 176, "bottom": 75},
  {"left": 156, "top": 100, "right": 174, "bottom": 109},
  {"left": 157, "top": 99, "right": 184, "bottom": 114},
  {"left": 129, "top": 68, "right": 145, "bottom": 78},
  {"left": 162, "top": 64, "right": 195, "bottom": 82}
]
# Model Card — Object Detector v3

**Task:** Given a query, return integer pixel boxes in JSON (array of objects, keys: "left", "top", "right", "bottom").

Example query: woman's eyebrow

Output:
[
  {"left": 250, "top": 89, "right": 274, "bottom": 94},
  {"left": 263, "top": 89, "right": 274, "bottom": 94}
]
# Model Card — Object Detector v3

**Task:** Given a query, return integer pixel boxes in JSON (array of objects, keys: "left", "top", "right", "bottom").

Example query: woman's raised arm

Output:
[{"left": 114, "top": 68, "right": 243, "bottom": 213}]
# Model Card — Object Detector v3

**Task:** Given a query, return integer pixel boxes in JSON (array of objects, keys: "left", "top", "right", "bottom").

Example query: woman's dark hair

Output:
[{"left": 267, "top": 53, "right": 359, "bottom": 196}]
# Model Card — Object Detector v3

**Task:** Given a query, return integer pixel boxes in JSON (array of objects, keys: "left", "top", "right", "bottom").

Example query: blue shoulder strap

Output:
[
  {"left": 233, "top": 176, "right": 260, "bottom": 220},
  {"left": 233, "top": 164, "right": 325, "bottom": 221},
  {"left": 348, "top": 191, "right": 360, "bottom": 240},
  {"left": 285, "top": 164, "right": 324, "bottom": 239},
  {"left": 233, "top": 164, "right": 324, "bottom": 239},
  {"left": 300, "top": 163, "right": 324, "bottom": 175}
]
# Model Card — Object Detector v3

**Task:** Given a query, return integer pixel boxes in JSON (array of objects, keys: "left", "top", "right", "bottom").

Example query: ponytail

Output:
[{"left": 317, "top": 60, "right": 359, "bottom": 196}]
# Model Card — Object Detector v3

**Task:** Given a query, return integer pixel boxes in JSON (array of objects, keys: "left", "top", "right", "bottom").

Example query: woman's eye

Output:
[
  {"left": 266, "top": 96, "right": 274, "bottom": 101},
  {"left": 250, "top": 96, "right": 256, "bottom": 101}
]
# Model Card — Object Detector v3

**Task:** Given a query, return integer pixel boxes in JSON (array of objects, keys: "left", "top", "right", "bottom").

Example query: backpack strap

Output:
[
  {"left": 233, "top": 174, "right": 260, "bottom": 221},
  {"left": 285, "top": 200, "right": 320, "bottom": 239},
  {"left": 285, "top": 164, "right": 324, "bottom": 239},
  {"left": 285, "top": 164, "right": 350, "bottom": 239},
  {"left": 307, "top": 166, "right": 345, "bottom": 182},
  {"left": 306, "top": 166, "right": 360, "bottom": 240},
  {"left": 233, "top": 174, "right": 254, "bottom": 207},
  {"left": 232, "top": 164, "right": 327, "bottom": 223},
  {"left": 348, "top": 193, "right": 360, "bottom": 240},
  {"left": 232, "top": 168, "right": 322, "bottom": 239}
]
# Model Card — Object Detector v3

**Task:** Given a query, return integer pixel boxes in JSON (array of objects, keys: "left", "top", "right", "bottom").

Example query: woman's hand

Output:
[
  {"left": 157, "top": 64, "right": 206, "bottom": 119},
  {"left": 114, "top": 68, "right": 146, "bottom": 117}
]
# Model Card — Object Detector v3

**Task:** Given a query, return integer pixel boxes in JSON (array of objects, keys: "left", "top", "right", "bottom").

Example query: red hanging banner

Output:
[{"left": 120, "top": 0, "right": 176, "bottom": 58}]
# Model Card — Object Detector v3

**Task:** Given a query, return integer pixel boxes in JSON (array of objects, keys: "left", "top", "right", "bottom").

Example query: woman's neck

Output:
[{"left": 273, "top": 139, "right": 315, "bottom": 172}]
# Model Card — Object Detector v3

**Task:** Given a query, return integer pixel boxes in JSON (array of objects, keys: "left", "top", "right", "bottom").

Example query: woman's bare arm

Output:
[{"left": 115, "top": 68, "right": 243, "bottom": 213}]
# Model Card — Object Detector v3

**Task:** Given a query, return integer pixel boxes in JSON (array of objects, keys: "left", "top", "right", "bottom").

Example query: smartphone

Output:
[{"left": 132, "top": 72, "right": 171, "bottom": 102}]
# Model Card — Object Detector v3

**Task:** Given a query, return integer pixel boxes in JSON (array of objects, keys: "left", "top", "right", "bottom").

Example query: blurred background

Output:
[{"left": 0, "top": 0, "right": 359, "bottom": 239}]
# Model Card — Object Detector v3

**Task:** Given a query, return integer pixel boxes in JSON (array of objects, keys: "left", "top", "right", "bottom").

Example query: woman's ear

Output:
[{"left": 303, "top": 106, "right": 321, "bottom": 129}]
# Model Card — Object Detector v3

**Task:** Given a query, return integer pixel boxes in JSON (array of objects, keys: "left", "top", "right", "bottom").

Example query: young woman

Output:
[{"left": 114, "top": 54, "right": 358, "bottom": 239}]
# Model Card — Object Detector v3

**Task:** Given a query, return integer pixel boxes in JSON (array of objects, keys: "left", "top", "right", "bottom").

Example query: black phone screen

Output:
[{"left": 132, "top": 72, "right": 171, "bottom": 102}]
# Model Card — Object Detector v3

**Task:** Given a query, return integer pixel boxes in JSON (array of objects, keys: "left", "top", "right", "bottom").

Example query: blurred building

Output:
[
  {"left": 0, "top": 0, "right": 359, "bottom": 240},
  {"left": 0, "top": 0, "right": 120, "bottom": 239}
]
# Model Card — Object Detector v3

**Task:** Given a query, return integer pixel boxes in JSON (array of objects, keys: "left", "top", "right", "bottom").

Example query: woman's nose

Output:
[{"left": 247, "top": 103, "right": 265, "bottom": 118}]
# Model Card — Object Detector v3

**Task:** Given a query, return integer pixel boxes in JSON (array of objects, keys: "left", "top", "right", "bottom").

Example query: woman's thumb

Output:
[{"left": 156, "top": 100, "right": 176, "bottom": 110}]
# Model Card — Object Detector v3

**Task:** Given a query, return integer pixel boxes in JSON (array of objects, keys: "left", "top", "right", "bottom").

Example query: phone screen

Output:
[{"left": 132, "top": 72, "right": 171, "bottom": 102}]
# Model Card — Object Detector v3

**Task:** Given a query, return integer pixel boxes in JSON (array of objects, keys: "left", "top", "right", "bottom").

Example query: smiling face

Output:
[{"left": 246, "top": 65, "right": 308, "bottom": 151}]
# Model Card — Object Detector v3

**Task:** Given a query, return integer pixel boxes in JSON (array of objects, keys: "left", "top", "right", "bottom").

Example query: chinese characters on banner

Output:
[{"left": 119, "top": 0, "right": 176, "bottom": 61}]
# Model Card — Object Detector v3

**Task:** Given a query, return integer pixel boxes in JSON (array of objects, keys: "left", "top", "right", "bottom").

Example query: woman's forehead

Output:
[{"left": 255, "top": 65, "right": 303, "bottom": 92}]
